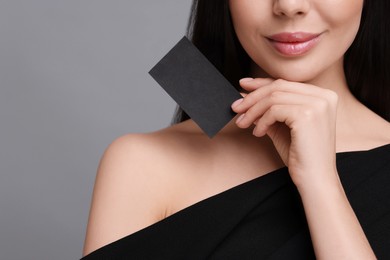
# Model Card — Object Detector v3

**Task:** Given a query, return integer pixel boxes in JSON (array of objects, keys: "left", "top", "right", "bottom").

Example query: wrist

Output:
[{"left": 294, "top": 169, "right": 344, "bottom": 198}]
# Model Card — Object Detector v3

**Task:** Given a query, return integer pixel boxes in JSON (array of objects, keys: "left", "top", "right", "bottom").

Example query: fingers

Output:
[
  {"left": 252, "top": 104, "right": 297, "bottom": 137},
  {"left": 239, "top": 78, "right": 274, "bottom": 92},
  {"left": 233, "top": 79, "right": 293, "bottom": 114},
  {"left": 232, "top": 78, "right": 338, "bottom": 114},
  {"left": 232, "top": 80, "right": 275, "bottom": 113},
  {"left": 239, "top": 78, "right": 337, "bottom": 100},
  {"left": 235, "top": 92, "right": 313, "bottom": 128},
  {"left": 231, "top": 77, "right": 338, "bottom": 134}
]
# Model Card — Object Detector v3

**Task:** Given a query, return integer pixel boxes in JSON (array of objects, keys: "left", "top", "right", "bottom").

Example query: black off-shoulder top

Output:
[{"left": 82, "top": 144, "right": 390, "bottom": 259}]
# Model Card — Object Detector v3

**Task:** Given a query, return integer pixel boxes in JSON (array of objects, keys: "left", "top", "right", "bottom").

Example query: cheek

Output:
[
  {"left": 319, "top": 0, "right": 363, "bottom": 43},
  {"left": 229, "top": 0, "right": 269, "bottom": 35},
  {"left": 229, "top": 0, "right": 271, "bottom": 58}
]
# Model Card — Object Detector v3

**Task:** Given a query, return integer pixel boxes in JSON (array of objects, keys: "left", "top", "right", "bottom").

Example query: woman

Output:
[{"left": 82, "top": 0, "right": 390, "bottom": 259}]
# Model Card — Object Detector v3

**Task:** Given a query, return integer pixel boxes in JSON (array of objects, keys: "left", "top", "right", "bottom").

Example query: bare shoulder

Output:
[
  {"left": 82, "top": 120, "right": 284, "bottom": 257},
  {"left": 82, "top": 120, "right": 207, "bottom": 256}
]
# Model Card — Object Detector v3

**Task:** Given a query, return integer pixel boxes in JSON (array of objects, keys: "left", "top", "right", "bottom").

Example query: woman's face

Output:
[{"left": 229, "top": 0, "right": 364, "bottom": 83}]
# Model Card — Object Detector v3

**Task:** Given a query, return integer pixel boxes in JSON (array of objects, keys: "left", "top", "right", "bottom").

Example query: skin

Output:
[{"left": 83, "top": 0, "right": 390, "bottom": 258}]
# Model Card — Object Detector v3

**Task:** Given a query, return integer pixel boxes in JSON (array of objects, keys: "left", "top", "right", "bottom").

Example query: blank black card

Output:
[{"left": 149, "top": 36, "right": 242, "bottom": 138}]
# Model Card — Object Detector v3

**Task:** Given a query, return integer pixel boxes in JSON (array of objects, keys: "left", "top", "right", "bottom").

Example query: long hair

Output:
[{"left": 172, "top": 0, "right": 390, "bottom": 124}]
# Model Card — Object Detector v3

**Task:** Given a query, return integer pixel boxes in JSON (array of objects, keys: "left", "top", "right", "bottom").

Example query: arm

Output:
[
  {"left": 298, "top": 172, "right": 375, "bottom": 259},
  {"left": 232, "top": 78, "right": 376, "bottom": 259}
]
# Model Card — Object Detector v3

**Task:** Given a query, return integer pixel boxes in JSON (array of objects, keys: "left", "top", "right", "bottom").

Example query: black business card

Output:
[{"left": 149, "top": 36, "right": 242, "bottom": 138}]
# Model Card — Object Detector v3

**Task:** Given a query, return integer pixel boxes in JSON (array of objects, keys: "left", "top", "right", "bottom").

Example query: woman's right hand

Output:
[
  {"left": 231, "top": 77, "right": 340, "bottom": 190},
  {"left": 231, "top": 77, "right": 377, "bottom": 259}
]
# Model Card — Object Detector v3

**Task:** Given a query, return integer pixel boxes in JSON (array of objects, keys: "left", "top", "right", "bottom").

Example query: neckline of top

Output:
[{"left": 336, "top": 143, "right": 390, "bottom": 157}]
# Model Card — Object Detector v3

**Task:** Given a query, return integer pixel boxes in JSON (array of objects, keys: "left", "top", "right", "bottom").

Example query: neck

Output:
[{"left": 246, "top": 59, "right": 378, "bottom": 150}]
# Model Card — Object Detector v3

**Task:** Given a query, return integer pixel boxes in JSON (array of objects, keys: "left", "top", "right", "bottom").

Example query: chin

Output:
[
  {"left": 253, "top": 59, "right": 324, "bottom": 83},
  {"left": 268, "top": 69, "right": 319, "bottom": 83}
]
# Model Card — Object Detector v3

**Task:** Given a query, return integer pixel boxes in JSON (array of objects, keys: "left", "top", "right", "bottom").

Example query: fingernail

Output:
[
  {"left": 232, "top": 98, "right": 243, "bottom": 108},
  {"left": 240, "top": 78, "right": 254, "bottom": 83},
  {"left": 236, "top": 114, "right": 245, "bottom": 124}
]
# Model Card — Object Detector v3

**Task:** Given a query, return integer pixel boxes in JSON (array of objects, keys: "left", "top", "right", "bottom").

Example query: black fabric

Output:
[{"left": 81, "top": 144, "right": 390, "bottom": 259}]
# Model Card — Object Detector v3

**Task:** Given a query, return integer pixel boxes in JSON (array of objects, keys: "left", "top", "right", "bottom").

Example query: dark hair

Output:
[{"left": 172, "top": 0, "right": 390, "bottom": 124}]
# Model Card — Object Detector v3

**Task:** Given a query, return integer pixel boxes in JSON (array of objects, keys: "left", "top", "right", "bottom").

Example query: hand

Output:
[
  {"left": 231, "top": 78, "right": 339, "bottom": 189},
  {"left": 231, "top": 78, "right": 376, "bottom": 259}
]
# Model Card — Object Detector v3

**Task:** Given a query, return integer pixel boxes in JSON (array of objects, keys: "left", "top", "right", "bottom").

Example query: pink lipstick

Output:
[{"left": 267, "top": 32, "right": 322, "bottom": 56}]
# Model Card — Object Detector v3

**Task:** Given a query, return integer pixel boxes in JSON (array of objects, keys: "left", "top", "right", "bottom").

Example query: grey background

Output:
[{"left": 1, "top": 1, "right": 192, "bottom": 259}]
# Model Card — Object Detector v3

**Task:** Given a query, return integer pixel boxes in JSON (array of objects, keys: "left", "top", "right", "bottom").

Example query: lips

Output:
[{"left": 266, "top": 32, "right": 322, "bottom": 56}]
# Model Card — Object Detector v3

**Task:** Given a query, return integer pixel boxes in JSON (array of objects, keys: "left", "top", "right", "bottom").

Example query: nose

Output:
[{"left": 273, "top": 0, "right": 310, "bottom": 18}]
